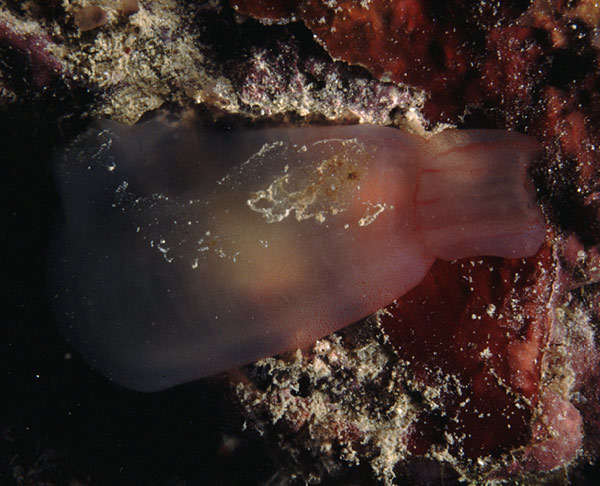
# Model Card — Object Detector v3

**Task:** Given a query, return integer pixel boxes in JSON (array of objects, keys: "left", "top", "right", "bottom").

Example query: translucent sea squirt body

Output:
[{"left": 50, "top": 117, "right": 545, "bottom": 391}]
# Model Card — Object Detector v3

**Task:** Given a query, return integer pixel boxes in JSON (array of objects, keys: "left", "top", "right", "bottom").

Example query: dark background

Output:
[{"left": 2, "top": 88, "right": 276, "bottom": 485}]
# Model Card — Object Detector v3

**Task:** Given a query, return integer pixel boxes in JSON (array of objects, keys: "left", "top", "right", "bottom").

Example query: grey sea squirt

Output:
[{"left": 50, "top": 115, "right": 546, "bottom": 391}]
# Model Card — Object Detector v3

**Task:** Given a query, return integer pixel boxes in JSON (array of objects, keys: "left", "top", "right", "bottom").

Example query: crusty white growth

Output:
[
  {"left": 234, "top": 319, "right": 417, "bottom": 486},
  {"left": 246, "top": 138, "right": 373, "bottom": 224}
]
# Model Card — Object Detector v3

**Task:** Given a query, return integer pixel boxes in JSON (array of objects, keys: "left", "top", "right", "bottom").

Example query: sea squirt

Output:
[{"left": 50, "top": 116, "right": 545, "bottom": 391}]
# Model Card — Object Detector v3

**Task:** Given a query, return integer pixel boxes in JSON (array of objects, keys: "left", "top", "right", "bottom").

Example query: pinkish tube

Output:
[{"left": 49, "top": 116, "right": 545, "bottom": 391}]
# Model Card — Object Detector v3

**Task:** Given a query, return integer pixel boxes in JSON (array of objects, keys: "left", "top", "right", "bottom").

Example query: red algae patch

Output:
[
  {"left": 380, "top": 246, "right": 555, "bottom": 459},
  {"left": 231, "top": 0, "right": 526, "bottom": 121},
  {"left": 231, "top": 1, "right": 469, "bottom": 93},
  {"left": 521, "top": 391, "right": 584, "bottom": 472}
]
